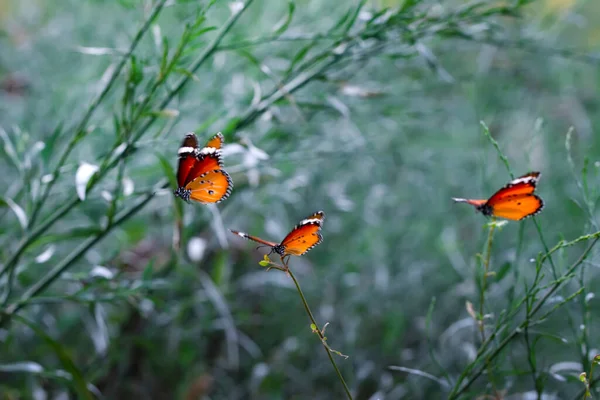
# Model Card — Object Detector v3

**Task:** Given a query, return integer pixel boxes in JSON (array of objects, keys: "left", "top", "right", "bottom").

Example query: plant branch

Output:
[
  {"left": 279, "top": 257, "right": 353, "bottom": 400},
  {"left": 0, "top": 180, "right": 169, "bottom": 327},
  {"left": 28, "top": 0, "right": 168, "bottom": 228},
  {"left": 449, "top": 237, "right": 600, "bottom": 398}
]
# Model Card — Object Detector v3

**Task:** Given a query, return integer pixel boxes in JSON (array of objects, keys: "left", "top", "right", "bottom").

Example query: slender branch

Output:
[
  {"left": 28, "top": 0, "right": 168, "bottom": 228},
  {"left": 450, "top": 237, "right": 600, "bottom": 398},
  {"left": 280, "top": 257, "right": 353, "bottom": 400},
  {"left": 0, "top": 0, "right": 255, "bottom": 284},
  {"left": 0, "top": 180, "right": 169, "bottom": 327},
  {"left": 478, "top": 219, "right": 496, "bottom": 341}
]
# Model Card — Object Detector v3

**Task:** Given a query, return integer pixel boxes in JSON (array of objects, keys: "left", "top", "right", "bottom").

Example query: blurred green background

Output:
[{"left": 2, "top": 0, "right": 600, "bottom": 398}]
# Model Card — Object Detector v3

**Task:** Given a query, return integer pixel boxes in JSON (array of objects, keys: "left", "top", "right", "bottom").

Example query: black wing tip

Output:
[
  {"left": 216, "top": 169, "right": 234, "bottom": 203},
  {"left": 298, "top": 232, "right": 324, "bottom": 256},
  {"left": 213, "top": 131, "right": 224, "bottom": 140},
  {"left": 517, "top": 195, "right": 545, "bottom": 220}
]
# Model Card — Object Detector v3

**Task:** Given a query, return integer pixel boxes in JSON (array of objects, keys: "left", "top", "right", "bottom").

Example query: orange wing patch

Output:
[
  {"left": 452, "top": 172, "right": 544, "bottom": 221},
  {"left": 203, "top": 132, "right": 224, "bottom": 150},
  {"left": 187, "top": 169, "right": 232, "bottom": 204},
  {"left": 281, "top": 224, "right": 323, "bottom": 256},
  {"left": 488, "top": 194, "right": 543, "bottom": 221},
  {"left": 281, "top": 211, "right": 325, "bottom": 256}
]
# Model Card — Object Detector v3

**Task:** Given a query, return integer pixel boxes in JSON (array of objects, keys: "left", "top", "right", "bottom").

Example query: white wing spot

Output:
[
  {"left": 198, "top": 147, "right": 218, "bottom": 156},
  {"left": 300, "top": 218, "right": 321, "bottom": 225},
  {"left": 178, "top": 147, "right": 195, "bottom": 155}
]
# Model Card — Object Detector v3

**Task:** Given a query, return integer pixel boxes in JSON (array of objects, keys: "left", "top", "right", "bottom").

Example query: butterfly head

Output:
[
  {"left": 174, "top": 187, "right": 191, "bottom": 202},
  {"left": 271, "top": 244, "right": 286, "bottom": 256},
  {"left": 476, "top": 203, "right": 493, "bottom": 217}
]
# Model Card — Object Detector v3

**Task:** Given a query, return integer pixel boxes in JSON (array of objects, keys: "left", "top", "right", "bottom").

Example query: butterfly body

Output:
[
  {"left": 174, "top": 132, "right": 232, "bottom": 204},
  {"left": 452, "top": 172, "right": 544, "bottom": 221},
  {"left": 231, "top": 211, "right": 325, "bottom": 261}
]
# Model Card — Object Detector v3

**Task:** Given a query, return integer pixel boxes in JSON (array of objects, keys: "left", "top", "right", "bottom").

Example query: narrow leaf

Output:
[
  {"left": 272, "top": 2, "right": 295, "bottom": 36},
  {"left": 0, "top": 197, "right": 28, "bottom": 229},
  {"left": 13, "top": 315, "right": 94, "bottom": 400}
]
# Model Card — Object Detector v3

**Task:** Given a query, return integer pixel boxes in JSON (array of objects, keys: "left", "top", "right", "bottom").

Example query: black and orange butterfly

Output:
[
  {"left": 452, "top": 172, "right": 544, "bottom": 221},
  {"left": 230, "top": 211, "right": 325, "bottom": 263},
  {"left": 174, "top": 132, "right": 233, "bottom": 204}
]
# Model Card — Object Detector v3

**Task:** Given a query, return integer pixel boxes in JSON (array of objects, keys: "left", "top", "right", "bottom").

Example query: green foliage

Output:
[{"left": 1, "top": 0, "right": 600, "bottom": 398}]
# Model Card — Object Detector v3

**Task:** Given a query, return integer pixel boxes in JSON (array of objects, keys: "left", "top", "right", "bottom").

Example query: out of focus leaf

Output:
[
  {"left": 272, "top": 2, "right": 295, "bottom": 37},
  {"left": 0, "top": 127, "right": 21, "bottom": 172},
  {"left": 0, "top": 197, "right": 28, "bottom": 229},
  {"left": 494, "top": 262, "right": 511, "bottom": 282},
  {"left": 0, "top": 361, "right": 43, "bottom": 373},
  {"left": 13, "top": 315, "right": 94, "bottom": 400}
]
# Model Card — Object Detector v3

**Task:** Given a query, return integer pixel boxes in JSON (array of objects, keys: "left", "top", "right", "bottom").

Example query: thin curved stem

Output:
[
  {"left": 28, "top": 0, "right": 168, "bottom": 228},
  {"left": 280, "top": 257, "right": 353, "bottom": 400},
  {"left": 449, "top": 237, "right": 600, "bottom": 398},
  {"left": 478, "top": 219, "right": 496, "bottom": 341}
]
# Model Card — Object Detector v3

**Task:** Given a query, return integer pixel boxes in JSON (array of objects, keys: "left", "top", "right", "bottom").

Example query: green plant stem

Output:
[
  {"left": 478, "top": 219, "right": 496, "bottom": 341},
  {"left": 533, "top": 218, "right": 558, "bottom": 280},
  {"left": 0, "top": 0, "right": 253, "bottom": 285},
  {"left": 0, "top": 180, "right": 168, "bottom": 327},
  {"left": 449, "top": 237, "right": 600, "bottom": 398},
  {"left": 477, "top": 219, "right": 499, "bottom": 396},
  {"left": 282, "top": 259, "right": 353, "bottom": 400},
  {"left": 27, "top": 0, "right": 168, "bottom": 229}
]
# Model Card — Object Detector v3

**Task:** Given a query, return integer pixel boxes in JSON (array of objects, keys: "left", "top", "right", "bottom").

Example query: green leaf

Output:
[
  {"left": 221, "top": 117, "right": 242, "bottom": 139},
  {"left": 289, "top": 43, "right": 313, "bottom": 72},
  {"left": 155, "top": 152, "right": 183, "bottom": 220},
  {"left": 155, "top": 152, "right": 177, "bottom": 189},
  {"left": 142, "top": 260, "right": 154, "bottom": 281},
  {"left": 159, "top": 38, "right": 170, "bottom": 77},
  {"left": 495, "top": 262, "right": 512, "bottom": 282},
  {"left": 189, "top": 25, "right": 217, "bottom": 40},
  {"left": 129, "top": 55, "right": 144, "bottom": 85},
  {"left": 0, "top": 197, "right": 28, "bottom": 230},
  {"left": 0, "top": 127, "right": 22, "bottom": 172},
  {"left": 13, "top": 315, "right": 94, "bottom": 400},
  {"left": 40, "top": 122, "right": 64, "bottom": 165},
  {"left": 272, "top": 2, "right": 295, "bottom": 37}
]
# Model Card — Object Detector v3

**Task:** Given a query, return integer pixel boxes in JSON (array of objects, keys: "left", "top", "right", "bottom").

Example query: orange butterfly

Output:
[
  {"left": 230, "top": 211, "right": 325, "bottom": 263},
  {"left": 174, "top": 132, "right": 233, "bottom": 204},
  {"left": 452, "top": 172, "right": 544, "bottom": 221}
]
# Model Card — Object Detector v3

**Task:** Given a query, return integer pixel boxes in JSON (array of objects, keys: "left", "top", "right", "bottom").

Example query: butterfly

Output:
[
  {"left": 230, "top": 211, "right": 325, "bottom": 263},
  {"left": 452, "top": 172, "right": 544, "bottom": 221},
  {"left": 174, "top": 132, "right": 233, "bottom": 204}
]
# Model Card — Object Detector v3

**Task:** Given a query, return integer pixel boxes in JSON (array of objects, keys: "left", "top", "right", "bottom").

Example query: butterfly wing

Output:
[
  {"left": 486, "top": 171, "right": 541, "bottom": 204},
  {"left": 203, "top": 132, "right": 224, "bottom": 150},
  {"left": 186, "top": 169, "right": 233, "bottom": 204},
  {"left": 176, "top": 133, "right": 200, "bottom": 188},
  {"left": 280, "top": 211, "right": 325, "bottom": 256},
  {"left": 488, "top": 194, "right": 544, "bottom": 220},
  {"left": 229, "top": 230, "right": 278, "bottom": 248}
]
